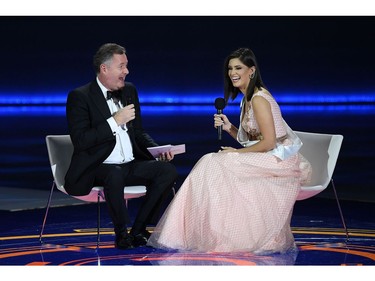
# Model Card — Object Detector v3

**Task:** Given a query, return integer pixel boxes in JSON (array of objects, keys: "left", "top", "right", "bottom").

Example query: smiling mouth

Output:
[{"left": 231, "top": 76, "right": 240, "bottom": 83}]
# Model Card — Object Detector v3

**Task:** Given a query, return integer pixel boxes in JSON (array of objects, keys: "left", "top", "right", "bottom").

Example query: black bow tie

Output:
[{"left": 106, "top": 90, "right": 121, "bottom": 101}]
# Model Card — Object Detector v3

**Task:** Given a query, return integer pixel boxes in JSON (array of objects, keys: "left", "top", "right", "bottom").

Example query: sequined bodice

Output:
[{"left": 238, "top": 91, "right": 287, "bottom": 143}]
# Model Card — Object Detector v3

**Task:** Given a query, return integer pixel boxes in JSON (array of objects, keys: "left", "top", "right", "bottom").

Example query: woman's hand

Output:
[
  {"left": 214, "top": 113, "right": 231, "bottom": 132},
  {"left": 219, "top": 146, "right": 237, "bottom": 153}
]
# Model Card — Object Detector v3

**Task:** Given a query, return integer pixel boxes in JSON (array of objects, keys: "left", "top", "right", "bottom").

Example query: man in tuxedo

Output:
[{"left": 64, "top": 43, "right": 178, "bottom": 250}]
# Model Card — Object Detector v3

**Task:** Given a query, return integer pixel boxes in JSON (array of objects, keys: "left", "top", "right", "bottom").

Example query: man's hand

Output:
[
  {"left": 159, "top": 151, "right": 174, "bottom": 162},
  {"left": 113, "top": 104, "right": 135, "bottom": 126}
]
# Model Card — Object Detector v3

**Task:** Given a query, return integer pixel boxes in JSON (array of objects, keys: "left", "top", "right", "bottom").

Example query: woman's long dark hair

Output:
[{"left": 223, "top": 48, "right": 266, "bottom": 103}]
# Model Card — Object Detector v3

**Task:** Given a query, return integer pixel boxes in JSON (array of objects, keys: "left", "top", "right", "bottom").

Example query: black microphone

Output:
[
  {"left": 214, "top": 97, "right": 226, "bottom": 141},
  {"left": 126, "top": 95, "right": 133, "bottom": 128}
]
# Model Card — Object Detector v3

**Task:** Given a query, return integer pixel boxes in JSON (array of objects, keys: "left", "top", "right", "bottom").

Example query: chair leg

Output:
[
  {"left": 39, "top": 181, "right": 56, "bottom": 243},
  {"left": 97, "top": 191, "right": 101, "bottom": 249},
  {"left": 331, "top": 178, "right": 349, "bottom": 242},
  {"left": 96, "top": 190, "right": 106, "bottom": 249}
]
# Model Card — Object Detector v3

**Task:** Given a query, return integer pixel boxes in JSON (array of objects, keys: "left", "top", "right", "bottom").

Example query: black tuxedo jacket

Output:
[{"left": 64, "top": 80, "right": 158, "bottom": 196}]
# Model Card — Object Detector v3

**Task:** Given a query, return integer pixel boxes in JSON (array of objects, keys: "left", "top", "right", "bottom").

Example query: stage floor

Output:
[{"left": 1, "top": 192, "right": 375, "bottom": 266}]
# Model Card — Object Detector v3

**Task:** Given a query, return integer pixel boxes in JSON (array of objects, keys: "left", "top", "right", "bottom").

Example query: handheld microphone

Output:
[
  {"left": 126, "top": 95, "right": 133, "bottom": 106},
  {"left": 126, "top": 95, "right": 133, "bottom": 128},
  {"left": 214, "top": 97, "right": 226, "bottom": 141}
]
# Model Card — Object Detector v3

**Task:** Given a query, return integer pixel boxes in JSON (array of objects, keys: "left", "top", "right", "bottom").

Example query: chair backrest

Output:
[
  {"left": 46, "top": 135, "right": 74, "bottom": 191},
  {"left": 295, "top": 131, "right": 343, "bottom": 200}
]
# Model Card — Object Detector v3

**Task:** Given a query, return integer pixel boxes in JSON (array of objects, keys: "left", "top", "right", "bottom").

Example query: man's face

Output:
[{"left": 100, "top": 53, "right": 129, "bottom": 91}]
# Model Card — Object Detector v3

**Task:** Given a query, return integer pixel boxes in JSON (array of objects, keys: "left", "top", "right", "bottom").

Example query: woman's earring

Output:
[{"left": 249, "top": 71, "right": 255, "bottom": 79}]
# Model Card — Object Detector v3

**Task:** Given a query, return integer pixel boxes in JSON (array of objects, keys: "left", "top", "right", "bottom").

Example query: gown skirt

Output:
[{"left": 147, "top": 150, "right": 312, "bottom": 254}]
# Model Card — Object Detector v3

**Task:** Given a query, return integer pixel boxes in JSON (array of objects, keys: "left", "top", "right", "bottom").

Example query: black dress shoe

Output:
[
  {"left": 130, "top": 232, "right": 148, "bottom": 247},
  {"left": 142, "top": 229, "right": 152, "bottom": 239},
  {"left": 115, "top": 233, "right": 134, "bottom": 250}
]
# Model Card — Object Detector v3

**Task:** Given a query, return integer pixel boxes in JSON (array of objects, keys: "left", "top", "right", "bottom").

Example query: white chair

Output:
[
  {"left": 294, "top": 131, "right": 348, "bottom": 240},
  {"left": 39, "top": 135, "right": 147, "bottom": 248}
]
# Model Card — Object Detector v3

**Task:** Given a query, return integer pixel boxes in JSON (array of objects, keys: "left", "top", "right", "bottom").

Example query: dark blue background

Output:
[{"left": 2, "top": 16, "right": 374, "bottom": 93}]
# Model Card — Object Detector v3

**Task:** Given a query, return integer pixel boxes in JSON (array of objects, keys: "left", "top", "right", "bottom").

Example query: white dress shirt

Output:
[{"left": 97, "top": 77, "right": 134, "bottom": 164}]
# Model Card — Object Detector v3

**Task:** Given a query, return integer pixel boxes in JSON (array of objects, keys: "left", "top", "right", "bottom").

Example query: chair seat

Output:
[
  {"left": 297, "top": 185, "right": 324, "bottom": 200},
  {"left": 122, "top": 186, "right": 147, "bottom": 198},
  {"left": 58, "top": 185, "right": 147, "bottom": 202}
]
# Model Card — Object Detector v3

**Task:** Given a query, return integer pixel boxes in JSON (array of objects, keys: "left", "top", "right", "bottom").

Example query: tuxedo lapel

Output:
[{"left": 90, "top": 81, "right": 112, "bottom": 119}]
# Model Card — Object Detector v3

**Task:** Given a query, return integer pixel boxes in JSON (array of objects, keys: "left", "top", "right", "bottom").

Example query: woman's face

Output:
[{"left": 227, "top": 58, "right": 255, "bottom": 93}]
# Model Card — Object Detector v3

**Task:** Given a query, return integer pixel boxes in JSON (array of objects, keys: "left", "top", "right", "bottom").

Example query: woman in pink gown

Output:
[{"left": 147, "top": 48, "right": 312, "bottom": 254}]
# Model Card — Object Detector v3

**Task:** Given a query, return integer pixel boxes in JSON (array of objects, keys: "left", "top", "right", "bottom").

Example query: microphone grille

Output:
[{"left": 214, "top": 97, "right": 226, "bottom": 110}]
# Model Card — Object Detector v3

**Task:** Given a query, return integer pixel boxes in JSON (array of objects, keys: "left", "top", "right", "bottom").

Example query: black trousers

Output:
[{"left": 94, "top": 159, "right": 178, "bottom": 236}]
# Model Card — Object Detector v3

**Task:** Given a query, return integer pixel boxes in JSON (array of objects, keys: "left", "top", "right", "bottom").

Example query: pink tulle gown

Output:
[{"left": 147, "top": 91, "right": 312, "bottom": 254}]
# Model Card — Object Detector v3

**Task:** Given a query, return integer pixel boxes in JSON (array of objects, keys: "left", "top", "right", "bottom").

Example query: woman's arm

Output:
[{"left": 221, "top": 95, "right": 277, "bottom": 153}]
